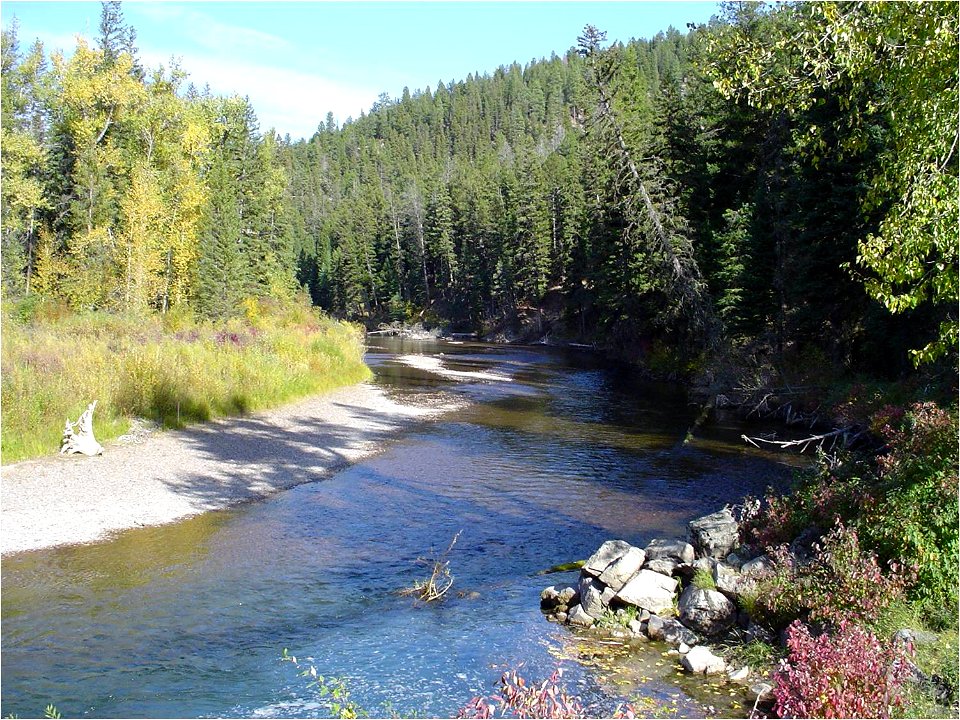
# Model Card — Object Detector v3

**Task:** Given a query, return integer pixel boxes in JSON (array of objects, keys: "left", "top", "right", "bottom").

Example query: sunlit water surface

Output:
[{"left": 2, "top": 339, "right": 796, "bottom": 718}]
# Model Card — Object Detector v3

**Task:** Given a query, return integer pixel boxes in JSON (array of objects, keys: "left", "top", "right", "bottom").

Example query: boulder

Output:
[
  {"left": 725, "top": 552, "right": 745, "bottom": 569},
  {"left": 567, "top": 603, "right": 595, "bottom": 628},
  {"left": 583, "top": 540, "right": 634, "bottom": 578},
  {"left": 678, "top": 585, "right": 737, "bottom": 636},
  {"left": 579, "top": 576, "right": 607, "bottom": 618},
  {"left": 600, "top": 586, "right": 618, "bottom": 607},
  {"left": 645, "top": 538, "right": 695, "bottom": 565},
  {"left": 728, "top": 666, "right": 750, "bottom": 682},
  {"left": 540, "top": 584, "right": 579, "bottom": 611},
  {"left": 681, "top": 645, "right": 727, "bottom": 675},
  {"left": 692, "top": 556, "right": 718, "bottom": 574},
  {"left": 688, "top": 508, "right": 740, "bottom": 559},
  {"left": 647, "top": 614, "right": 700, "bottom": 646},
  {"left": 644, "top": 557, "right": 680, "bottom": 576},
  {"left": 616, "top": 570, "right": 678, "bottom": 614},
  {"left": 893, "top": 628, "right": 940, "bottom": 647},
  {"left": 712, "top": 562, "right": 744, "bottom": 599},
  {"left": 740, "top": 554, "right": 774, "bottom": 577},
  {"left": 598, "top": 546, "right": 645, "bottom": 590},
  {"left": 627, "top": 618, "right": 645, "bottom": 636}
]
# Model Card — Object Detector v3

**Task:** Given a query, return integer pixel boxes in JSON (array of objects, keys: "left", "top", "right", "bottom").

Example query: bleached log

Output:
[
  {"left": 60, "top": 400, "right": 104, "bottom": 456},
  {"left": 741, "top": 426, "right": 862, "bottom": 454}
]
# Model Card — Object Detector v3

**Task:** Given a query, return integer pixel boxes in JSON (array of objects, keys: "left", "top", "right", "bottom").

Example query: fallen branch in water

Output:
[
  {"left": 741, "top": 426, "right": 864, "bottom": 454},
  {"left": 400, "top": 530, "right": 462, "bottom": 603}
]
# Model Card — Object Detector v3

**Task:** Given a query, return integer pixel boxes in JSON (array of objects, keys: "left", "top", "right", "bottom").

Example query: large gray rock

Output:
[
  {"left": 540, "top": 584, "right": 579, "bottom": 610},
  {"left": 740, "top": 554, "right": 774, "bottom": 577},
  {"left": 598, "top": 546, "right": 645, "bottom": 590},
  {"left": 583, "top": 540, "right": 634, "bottom": 578},
  {"left": 644, "top": 557, "right": 680, "bottom": 576},
  {"left": 688, "top": 508, "right": 740, "bottom": 559},
  {"left": 647, "top": 614, "right": 700, "bottom": 646},
  {"left": 678, "top": 585, "right": 737, "bottom": 636},
  {"left": 712, "top": 562, "right": 746, "bottom": 599},
  {"left": 567, "top": 603, "right": 595, "bottom": 627},
  {"left": 682, "top": 645, "right": 727, "bottom": 675},
  {"left": 693, "top": 556, "right": 718, "bottom": 571},
  {"left": 645, "top": 538, "right": 695, "bottom": 565},
  {"left": 579, "top": 576, "right": 607, "bottom": 617},
  {"left": 600, "top": 585, "right": 618, "bottom": 607},
  {"left": 616, "top": 570, "right": 678, "bottom": 614}
]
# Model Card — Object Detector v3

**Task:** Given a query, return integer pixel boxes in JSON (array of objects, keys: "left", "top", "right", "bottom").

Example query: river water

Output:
[{"left": 1, "top": 339, "right": 796, "bottom": 718}]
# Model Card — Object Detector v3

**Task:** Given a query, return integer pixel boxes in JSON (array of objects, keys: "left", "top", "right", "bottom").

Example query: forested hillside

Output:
[{"left": 2, "top": 1, "right": 956, "bottom": 377}]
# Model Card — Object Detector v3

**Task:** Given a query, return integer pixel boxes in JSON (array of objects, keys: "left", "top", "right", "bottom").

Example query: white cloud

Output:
[
  {"left": 136, "top": 4, "right": 291, "bottom": 55},
  {"left": 140, "top": 49, "right": 380, "bottom": 140}
]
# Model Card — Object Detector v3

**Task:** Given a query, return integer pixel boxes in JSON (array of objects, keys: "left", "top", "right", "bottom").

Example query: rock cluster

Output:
[{"left": 541, "top": 507, "right": 763, "bottom": 680}]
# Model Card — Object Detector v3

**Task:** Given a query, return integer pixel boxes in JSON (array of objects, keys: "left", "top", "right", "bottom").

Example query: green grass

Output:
[
  {"left": 1, "top": 298, "right": 371, "bottom": 462},
  {"left": 691, "top": 567, "right": 717, "bottom": 591}
]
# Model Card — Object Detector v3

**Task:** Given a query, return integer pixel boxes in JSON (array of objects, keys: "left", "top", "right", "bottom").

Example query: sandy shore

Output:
[{"left": 1, "top": 381, "right": 459, "bottom": 555}]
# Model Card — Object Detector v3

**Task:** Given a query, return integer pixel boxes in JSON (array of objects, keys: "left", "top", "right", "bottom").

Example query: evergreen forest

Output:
[{"left": 2, "top": 1, "right": 957, "bottom": 376}]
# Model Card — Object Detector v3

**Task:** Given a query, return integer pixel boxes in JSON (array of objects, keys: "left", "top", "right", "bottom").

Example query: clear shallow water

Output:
[{"left": 2, "top": 339, "right": 795, "bottom": 718}]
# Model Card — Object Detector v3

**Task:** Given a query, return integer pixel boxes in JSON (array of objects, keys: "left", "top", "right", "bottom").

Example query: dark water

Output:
[{"left": 1, "top": 339, "right": 796, "bottom": 718}]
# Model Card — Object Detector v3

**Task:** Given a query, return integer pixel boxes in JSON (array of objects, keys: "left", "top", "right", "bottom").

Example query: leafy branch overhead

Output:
[{"left": 704, "top": 1, "right": 958, "bottom": 364}]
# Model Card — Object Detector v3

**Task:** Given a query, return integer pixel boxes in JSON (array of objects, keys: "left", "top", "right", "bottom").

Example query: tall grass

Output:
[{"left": 1, "top": 297, "right": 371, "bottom": 463}]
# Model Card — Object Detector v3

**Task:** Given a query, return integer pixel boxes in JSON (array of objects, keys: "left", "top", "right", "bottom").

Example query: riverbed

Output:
[{"left": 1, "top": 338, "right": 796, "bottom": 718}]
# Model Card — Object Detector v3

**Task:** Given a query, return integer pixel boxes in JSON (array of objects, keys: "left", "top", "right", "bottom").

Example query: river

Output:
[{"left": 1, "top": 338, "right": 796, "bottom": 718}]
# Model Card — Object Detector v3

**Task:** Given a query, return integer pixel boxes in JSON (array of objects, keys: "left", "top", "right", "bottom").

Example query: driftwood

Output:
[
  {"left": 60, "top": 401, "right": 104, "bottom": 456},
  {"left": 741, "top": 426, "right": 863, "bottom": 454},
  {"left": 399, "top": 531, "right": 461, "bottom": 603}
]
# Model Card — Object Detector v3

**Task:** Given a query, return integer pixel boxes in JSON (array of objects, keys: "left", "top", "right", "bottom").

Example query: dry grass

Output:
[{"left": 1, "top": 297, "right": 371, "bottom": 462}]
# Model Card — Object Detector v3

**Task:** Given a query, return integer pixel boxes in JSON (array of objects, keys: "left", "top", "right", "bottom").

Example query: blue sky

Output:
[{"left": 2, "top": 1, "right": 720, "bottom": 140}]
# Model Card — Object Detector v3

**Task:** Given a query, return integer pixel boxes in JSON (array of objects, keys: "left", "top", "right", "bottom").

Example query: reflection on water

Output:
[{"left": 2, "top": 339, "right": 795, "bottom": 718}]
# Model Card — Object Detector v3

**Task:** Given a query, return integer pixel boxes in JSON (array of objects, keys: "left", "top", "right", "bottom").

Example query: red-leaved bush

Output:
[
  {"left": 458, "top": 667, "right": 636, "bottom": 719},
  {"left": 747, "top": 521, "right": 911, "bottom": 630},
  {"left": 774, "top": 620, "right": 912, "bottom": 719}
]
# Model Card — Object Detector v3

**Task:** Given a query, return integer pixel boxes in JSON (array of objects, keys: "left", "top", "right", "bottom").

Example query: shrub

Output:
[
  {"left": 773, "top": 620, "right": 911, "bottom": 719},
  {"left": 748, "top": 522, "right": 910, "bottom": 630},
  {"left": 739, "top": 401, "right": 958, "bottom": 616},
  {"left": 281, "top": 650, "right": 363, "bottom": 719},
  {"left": 859, "top": 402, "right": 959, "bottom": 614}
]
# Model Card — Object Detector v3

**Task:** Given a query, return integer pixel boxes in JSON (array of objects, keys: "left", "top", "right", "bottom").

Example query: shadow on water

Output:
[{"left": 1, "top": 339, "right": 797, "bottom": 718}]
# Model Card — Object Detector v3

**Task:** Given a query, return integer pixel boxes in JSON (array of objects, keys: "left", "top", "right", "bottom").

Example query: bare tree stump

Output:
[{"left": 60, "top": 401, "right": 104, "bottom": 456}]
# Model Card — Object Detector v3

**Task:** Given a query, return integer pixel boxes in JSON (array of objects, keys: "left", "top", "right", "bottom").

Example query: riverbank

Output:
[{"left": 1, "top": 381, "right": 461, "bottom": 555}]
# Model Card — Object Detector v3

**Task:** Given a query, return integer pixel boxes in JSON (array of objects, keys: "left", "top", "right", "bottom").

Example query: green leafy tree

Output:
[{"left": 705, "top": 1, "right": 959, "bottom": 364}]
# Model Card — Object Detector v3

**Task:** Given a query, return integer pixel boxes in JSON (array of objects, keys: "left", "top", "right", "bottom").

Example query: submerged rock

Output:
[{"left": 647, "top": 614, "right": 700, "bottom": 646}]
